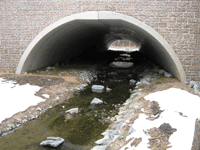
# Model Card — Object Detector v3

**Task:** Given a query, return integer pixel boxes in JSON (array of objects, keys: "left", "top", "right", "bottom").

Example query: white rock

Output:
[
  {"left": 129, "top": 79, "right": 136, "bottom": 86},
  {"left": 109, "top": 61, "right": 134, "bottom": 69},
  {"left": 91, "top": 98, "right": 103, "bottom": 105},
  {"left": 36, "top": 107, "right": 42, "bottom": 111},
  {"left": 164, "top": 71, "right": 173, "bottom": 78},
  {"left": 91, "top": 85, "right": 104, "bottom": 93},
  {"left": 106, "top": 87, "right": 112, "bottom": 92},
  {"left": 65, "top": 108, "right": 79, "bottom": 114},
  {"left": 46, "top": 66, "right": 55, "bottom": 70},
  {"left": 40, "top": 137, "right": 64, "bottom": 147},
  {"left": 189, "top": 81, "right": 196, "bottom": 88}
]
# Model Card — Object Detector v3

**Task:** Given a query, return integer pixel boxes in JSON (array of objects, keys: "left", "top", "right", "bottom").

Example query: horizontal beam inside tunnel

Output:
[{"left": 16, "top": 11, "right": 186, "bottom": 82}]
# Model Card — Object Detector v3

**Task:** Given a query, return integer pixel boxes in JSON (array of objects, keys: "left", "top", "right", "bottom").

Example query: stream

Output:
[
  {"left": 0, "top": 50, "right": 160, "bottom": 150},
  {"left": 0, "top": 55, "right": 144, "bottom": 150}
]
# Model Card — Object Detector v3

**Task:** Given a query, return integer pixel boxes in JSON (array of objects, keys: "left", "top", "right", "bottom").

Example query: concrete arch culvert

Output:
[{"left": 16, "top": 11, "right": 186, "bottom": 82}]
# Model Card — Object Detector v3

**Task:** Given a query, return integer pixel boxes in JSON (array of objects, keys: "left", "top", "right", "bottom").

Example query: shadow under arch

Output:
[{"left": 16, "top": 11, "right": 186, "bottom": 82}]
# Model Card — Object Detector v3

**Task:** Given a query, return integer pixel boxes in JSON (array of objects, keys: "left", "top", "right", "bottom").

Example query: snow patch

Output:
[
  {"left": 121, "top": 88, "right": 200, "bottom": 150},
  {"left": 0, "top": 78, "right": 45, "bottom": 123}
]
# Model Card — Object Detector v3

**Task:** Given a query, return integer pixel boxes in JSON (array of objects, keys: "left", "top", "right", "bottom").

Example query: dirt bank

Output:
[{"left": 0, "top": 73, "right": 85, "bottom": 135}]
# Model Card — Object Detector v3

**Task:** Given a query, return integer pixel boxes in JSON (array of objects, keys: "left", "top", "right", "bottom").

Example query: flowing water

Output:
[
  {"left": 0, "top": 50, "right": 157, "bottom": 149},
  {"left": 0, "top": 63, "right": 136, "bottom": 150}
]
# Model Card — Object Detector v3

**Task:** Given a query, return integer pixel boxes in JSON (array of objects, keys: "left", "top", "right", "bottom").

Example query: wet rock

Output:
[
  {"left": 91, "top": 85, "right": 104, "bottom": 93},
  {"left": 159, "top": 69, "right": 165, "bottom": 75},
  {"left": 40, "top": 137, "right": 64, "bottom": 147},
  {"left": 189, "top": 81, "right": 196, "bottom": 88},
  {"left": 46, "top": 66, "right": 55, "bottom": 70},
  {"left": 194, "top": 83, "right": 200, "bottom": 91},
  {"left": 36, "top": 107, "right": 42, "bottom": 111},
  {"left": 109, "top": 61, "right": 134, "bottom": 69},
  {"left": 65, "top": 108, "right": 79, "bottom": 114},
  {"left": 164, "top": 72, "right": 173, "bottom": 78},
  {"left": 129, "top": 79, "right": 136, "bottom": 86},
  {"left": 91, "top": 98, "right": 103, "bottom": 105},
  {"left": 106, "top": 87, "right": 112, "bottom": 92},
  {"left": 86, "top": 79, "right": 91, "bottom": 84},
  {"left": 92, "top": 145, "right": 112, "bottom": 150}
]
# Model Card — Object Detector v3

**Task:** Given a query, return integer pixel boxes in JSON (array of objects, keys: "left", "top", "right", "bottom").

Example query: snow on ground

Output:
[
  {"left": 0, "top": 78, "right": 45, "bottom": 123},
  {"left": 121, "top": 88, "right": 200, "bottom": 150}
]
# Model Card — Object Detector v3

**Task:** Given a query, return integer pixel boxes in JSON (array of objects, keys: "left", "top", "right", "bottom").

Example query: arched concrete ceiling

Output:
[{"left": 16, "top": 11, "right": 186, "bottom": 82}]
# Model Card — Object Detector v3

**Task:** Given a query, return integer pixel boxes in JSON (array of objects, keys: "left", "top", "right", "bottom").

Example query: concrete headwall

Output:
[{"left": 0, "top": 0, "right": 199, "bottom": 81}]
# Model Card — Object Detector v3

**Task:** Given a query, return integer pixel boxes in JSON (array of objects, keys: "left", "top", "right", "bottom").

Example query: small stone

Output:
[
  {"left": 159, "top": 69, "right": 165, "bottom": 75},
  {"left": 65, "top": 108, "right": 78, "bottom": 114},
  {"left": 106, "top": 87, "right": 112, "bottom": 92},
  {"left": 46, "top": 66, "right": 55, "bottom": 70},
  {"left": 36, "top": 107, "right": 42, "bottom": 111},
  {"left": 22, "top": 119, "right": 27, "bottom": 124},
  {"left": 164, "top": 72, "right": 173, "bottom": 78},
  {"left": 194, "top": 83, "right": 200, "bottom": 91},
  {"left": 91, "top": 85, "right": 104, "bottom": 93},
  {"left": 189, "top": 81, "right": 196, "bottom": 88},
  {"left": 40, "top": 137, "right": 64, "bottom": 147},
  {"left": 86, "top": 79, "right": 91, "bottom": 84},
  {"left": 129, "top": 79, "right": 136, "bottom": 86},
  {"left": 91, "top": 98, "right": 103, "bottom": 105}
]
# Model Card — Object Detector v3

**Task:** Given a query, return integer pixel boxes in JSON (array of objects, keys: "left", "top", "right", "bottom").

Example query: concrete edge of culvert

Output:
[
  {"left": 16, "top": 11, "right": 99, "bottom": 74},
  {"left": 16, "top": 11, "right": 187, "bottom": 82}
]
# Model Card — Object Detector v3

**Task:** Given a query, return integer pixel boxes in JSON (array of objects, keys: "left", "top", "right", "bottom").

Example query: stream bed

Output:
[{"left": 0, "top": 63, "right": 137, "bottom": 150}]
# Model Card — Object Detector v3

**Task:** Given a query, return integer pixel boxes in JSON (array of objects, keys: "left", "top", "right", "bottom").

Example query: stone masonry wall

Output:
[{"left": 0, "top": 0, "right": 199, "bottom": 81}]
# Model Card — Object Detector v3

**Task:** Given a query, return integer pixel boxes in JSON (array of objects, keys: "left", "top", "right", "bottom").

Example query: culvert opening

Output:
[{"left": 16, "top": 11, "right": 186, "bottom": 82}]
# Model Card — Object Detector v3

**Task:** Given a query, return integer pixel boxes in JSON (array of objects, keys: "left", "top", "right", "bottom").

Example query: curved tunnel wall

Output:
[{"left": 16, "top": 11, "right": 186, "bottom": 82}]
